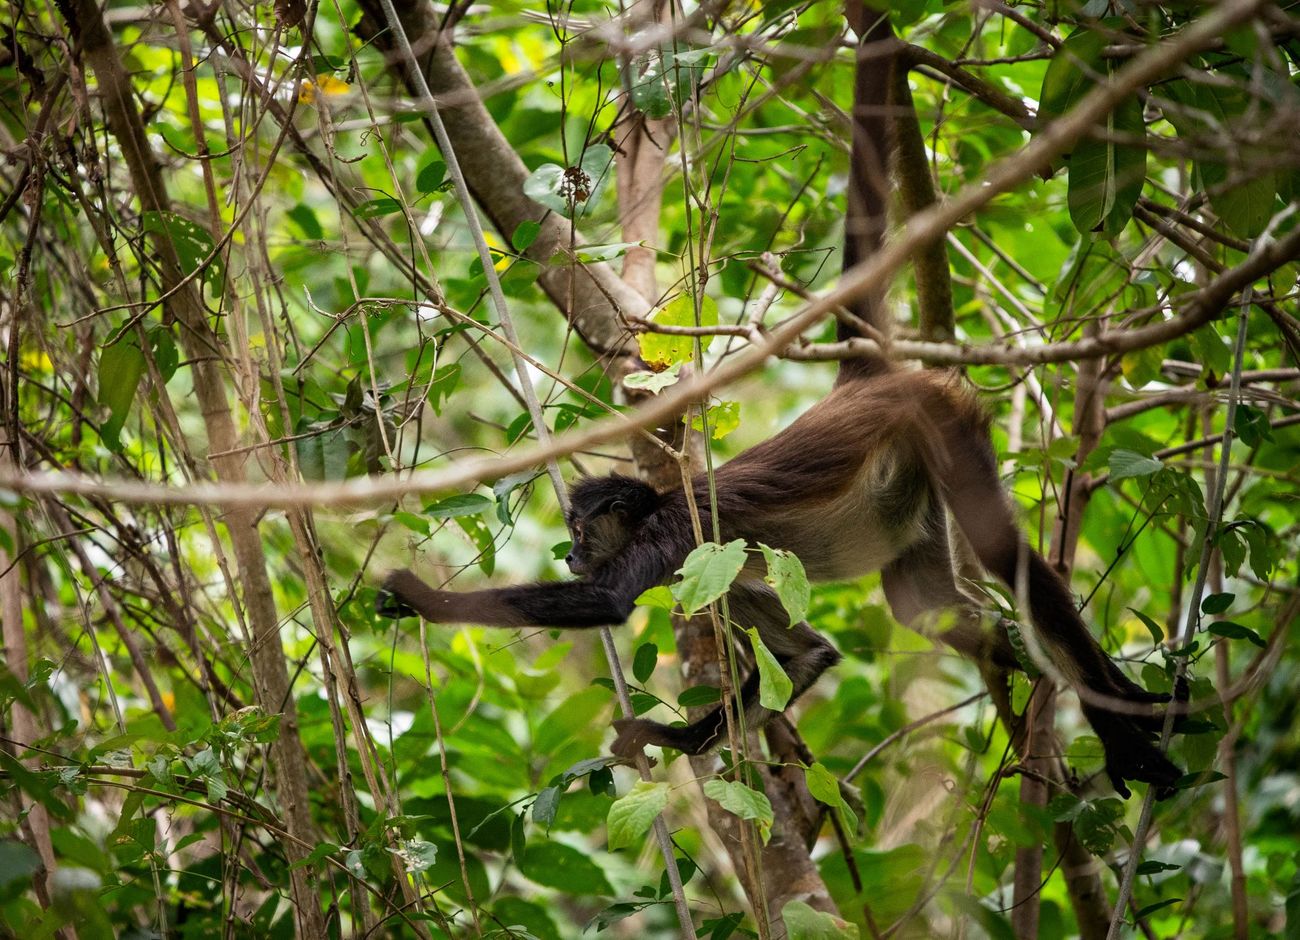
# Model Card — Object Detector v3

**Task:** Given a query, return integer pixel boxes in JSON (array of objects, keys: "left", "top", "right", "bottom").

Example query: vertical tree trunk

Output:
[{"left": 54, "top": 2, "right": 326, "bottom": 933}]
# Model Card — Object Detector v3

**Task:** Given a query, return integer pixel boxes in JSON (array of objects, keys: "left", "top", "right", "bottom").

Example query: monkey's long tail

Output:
[
  {"left": 837, "top": 11, "right": 899, "bottom": 384},
  {"left": 921, "top": 389, "right": 1181, "bottom": 799}
]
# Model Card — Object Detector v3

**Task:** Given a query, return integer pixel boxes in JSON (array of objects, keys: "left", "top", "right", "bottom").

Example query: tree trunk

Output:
[{"left": 54, "top": 1, "right": 325, "bottom": 932}]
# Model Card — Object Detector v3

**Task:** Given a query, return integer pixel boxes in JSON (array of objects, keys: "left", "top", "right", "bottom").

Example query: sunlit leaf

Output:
[
  {"left": 745, "top": 628, "right": 792, "bottom": 711},
  {"left": 606, "top": 781, "right": 669, "bottom": 851},
  {"left": 671, "top": 539, "right": 747, "bottom": 614},
  {"left": 758, "top": 544, "right": 810, "bottom": 627},
  {"left": 703, "top": 778, "right": 773, "bottom": 844}
]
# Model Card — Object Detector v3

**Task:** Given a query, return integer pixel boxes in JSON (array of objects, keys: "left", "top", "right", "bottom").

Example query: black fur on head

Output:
[{"left": 564, "top": 474, "right": 661, "bottom": 575}]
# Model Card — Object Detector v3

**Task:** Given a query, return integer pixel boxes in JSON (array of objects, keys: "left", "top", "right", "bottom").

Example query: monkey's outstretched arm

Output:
[{"left": 378, "top": 568, "right": 640, "bottom": 628}]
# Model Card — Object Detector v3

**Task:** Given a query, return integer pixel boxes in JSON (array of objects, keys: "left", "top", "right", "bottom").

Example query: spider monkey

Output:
[{"left": 377, "top": 11, "right": 1181, "bottom": 799}]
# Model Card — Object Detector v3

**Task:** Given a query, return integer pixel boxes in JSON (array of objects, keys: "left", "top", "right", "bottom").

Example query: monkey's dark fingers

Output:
[
  {"left": 375, "top": 588, "right": 419, "bottom": 619},
  {"left": 1110, "top": 741, "right": 1181, "bottom": 800}
]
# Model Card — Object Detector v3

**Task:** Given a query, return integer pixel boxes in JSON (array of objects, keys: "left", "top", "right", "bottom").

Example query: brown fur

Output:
[{"left": 380, "top": 371, "right": 1179, "bottom": 797}]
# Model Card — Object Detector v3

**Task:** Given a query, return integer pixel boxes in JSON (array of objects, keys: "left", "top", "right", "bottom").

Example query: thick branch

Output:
[
  {"left": 4, "top": 0, "right": 1276, "bottom": 511},
  {"left": 353, "top": 0, "right": 650, "bottom": 351}
]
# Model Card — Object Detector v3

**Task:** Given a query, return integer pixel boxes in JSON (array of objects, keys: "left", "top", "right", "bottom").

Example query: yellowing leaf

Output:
[
  {"left": 638, "top": 294, "right": 718, "bottom": 368},
  {"left": 299, "top": 74, "right": 350, "bottom": 104},
  {"left": 687, "top": 400, "right": 740, "bottom": 439}
]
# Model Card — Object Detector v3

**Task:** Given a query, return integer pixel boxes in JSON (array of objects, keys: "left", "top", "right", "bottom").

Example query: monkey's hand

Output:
[
  {"left": 375, "top": 569, "right": 454, "bottom": 622},
  {"left": 1085, "top": 706, "right": 1182, "bottom": 800},
  {"left": 375, "top": 588, "right": 419, "bottom": 619}
]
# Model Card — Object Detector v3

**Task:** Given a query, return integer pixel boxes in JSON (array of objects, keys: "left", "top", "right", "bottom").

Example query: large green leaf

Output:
[
  {"left": 1039, "top": 23, "right": 1146, "bottom": 236},
  {"left": 522, "top": 144, "right": 614, "bottom": 219},
  {"left": 1191, "top": 82, "right": 1278, "bottom": 238},
  {"left": 606, "top": 780, "right": 669, "bottom": 850},
  {"left": 780, "top": 900, "right": 860, "bottom": 939},
  {"left": 638, "top": 294, "right": 719, "bottom": 368},
  {"left": 702, "top": 778, "right": 774, "bottom": 844},
  {"left": 97, "top": 330, "right": 146, "bottom": 452},
  {"left": 759, "top": 544, "right": 810, "bottom": 627},
  {"left": 1067, "top": 92, "right": 1146, "bottom": 237},
  {"left": 745, "top": 627, "right": 792, "bottom": 711},
  {"left": 671, "top": 539, "right": 747, "bottom": 614},
  {"left": 519, "top": 841, "right": 612, "bottom": 895},
  {"left": 804, "top": 761, "right": 858, "bottom": 835},
  {"left": 1038, "top": 27, "right": 1109, "bottom": 123}
]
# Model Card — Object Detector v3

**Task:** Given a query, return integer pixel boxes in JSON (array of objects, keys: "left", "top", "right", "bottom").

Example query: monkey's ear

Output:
[{"left": 610, "top": 499, "right": 627, "bottom": 514}]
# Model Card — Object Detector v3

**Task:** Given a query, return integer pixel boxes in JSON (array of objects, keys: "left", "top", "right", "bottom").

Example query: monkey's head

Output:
[{"left": 565, "top": 474, "right": 661, "bottom": 575}]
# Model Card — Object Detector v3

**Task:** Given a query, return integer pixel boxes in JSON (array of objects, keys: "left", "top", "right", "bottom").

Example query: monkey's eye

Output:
[{"left": 573, "top": 521, "right": 585, "bottom": 541}]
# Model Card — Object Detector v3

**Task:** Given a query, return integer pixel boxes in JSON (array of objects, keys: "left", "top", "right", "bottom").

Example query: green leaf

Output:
[
  {"left": 1010, "top": 673, "right": 1031, "bottom": 715},
  {"left": 522, "top": 145, "right": 613, "bottom": 219},
  {"left": 520, "top": 841, "right": 613, "bottom": 895},
  {"left": 780, "top": 900, "right": 860, "bottom": 939},
  {"left": 632, "top": 642, "right": 658, "bottom": 683},
  {"left": 1129, "top": 607, "right": 1164, "bottom": 646},
  {"left": 428, "top": 362, "right": 461, "bottom": 415},
  {"left": 635, "top": 585, "right": 675, "bottom": 610},
  {"left": 523, "top": 164, "right": 568, "bottom": 214},
  {"left": 353, "top": 197, "right": 404, "bottom": 219},
  {"left": 1133, "top": 898, "right": 1183, "bottom": 920},
  {"left": 638, "top": 294, "right": 719, "bottom": 368},
  {"left": 1201, "top": 592, "right": 1234, "bottom": 615},
  {"left": 287, "top": 203, "right": 323, "bottom": 239},
  {"left": 148, "top": 327, "right": 178, "bottom": 383},
  {"left": 606, "top": 781, "right": 669, "bottom": 850},
  {"left": 759, "top": 544, "right": 811, "bottom": 627},
  {"left": 416, "top": 158, "right": 447, "bottom": 194},
  {"left": 1108, "top": 449, "right": 1162, "bottom": 481},
  {"left": 0, "top": 840, "right": 41, "bottom": 889},
  {"left": 1135, "top": 860, "right": 1182, "bottom": 875},
  {"left": 1120, "top": 342, "right": 1163, "bottom": 389},
  {"left": 141, "top": 210, "right": 223, "bottom": 288},
  {"left": 687, "top": 400, "right": 741, "bottom": 440},
  {"left": 703, "top": 778, "right": 774, "bottom": 844},
  {"left": 532, "top": 786, "right": 561, "bottom": 828},
  {"left": 745, "top": 628, "right": 792, "bottom": 711},
  {"left": 423, "top": 493, "right": 494, "bottom": 519},
  {"left": 394, "top": 839, "right": 437, "bottom": 873},
  {"left": 511, "top": 220, "right": 541, "bottom": 252},
  {"left": 1190, "top": 82, "right": 1278, "bottom": 238},
  {"left": 572, "top": 242, "right": 639, "bottom": 263},
  {"left": 98, "top": 331, "right": 146, "bottom": 452},
  {"left": 623, "top": 364, "right": 682, "bottom": 394},
  {"left": 678, "top": 685, "right": 721, "bottom": 707},
  {"left": 803, "top": 762, "right": 857, "bottom": 835},
  {"left": 1207, "top": 620, "right": 1265, "bottom": 648},
  {"left": 1067, "top": 92, "right": 1146, "bottom": 238},
  {"left": 456, "top": 514, "right": 495, "bottom": 576},
  {"left": 627, "top": 51, "right": 673, "bottom": 119},
  {"left": 671, "top": 539, "right": 747, "bottom": 614},
  {"left": 1038, "top": 26, "right": 1109, "bottom": 124}
]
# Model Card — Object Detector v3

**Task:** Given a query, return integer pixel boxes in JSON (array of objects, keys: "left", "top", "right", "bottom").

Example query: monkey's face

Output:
[
  {"left": 565, "top": 474, "right": 661, "bottom": 575},
  {"left": 566, "top": 510, "right": 637, "bottom": 575}
]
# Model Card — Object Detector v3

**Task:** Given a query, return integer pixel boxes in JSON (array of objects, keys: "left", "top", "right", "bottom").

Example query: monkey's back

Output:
[{"left": 691, "top": 370, "right": 984, "bottom": 582}]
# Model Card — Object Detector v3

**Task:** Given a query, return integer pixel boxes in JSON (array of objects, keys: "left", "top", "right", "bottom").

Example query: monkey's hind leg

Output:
[
  {"left": 611, "top": 584, "right": 840, "bottom": 758},
  {"left": 611, "top": 635, "right": 840, "bottom": 757}
]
